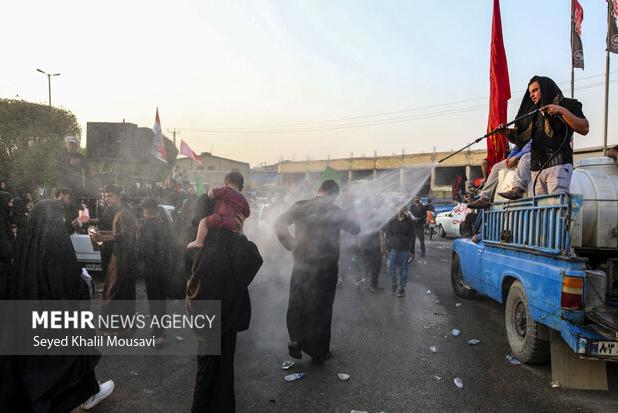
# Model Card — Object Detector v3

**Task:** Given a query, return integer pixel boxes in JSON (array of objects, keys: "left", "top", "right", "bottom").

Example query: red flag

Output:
[
  {"left": 152, "top": 108, "right": 168, "bottom": 163},
  {"left": 180, "top": 140, "right": 203, "bottom": 164},
  {"left": 486, "top": 0, "right": 511, "bottom": 173}
]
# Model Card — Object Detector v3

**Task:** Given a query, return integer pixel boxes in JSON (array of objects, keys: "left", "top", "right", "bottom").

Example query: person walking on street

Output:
[
  {"left": 275, "top": 180, "right": 360, "bottom": 363},
  {"left": 137, "top": 198, "right": 172, "bottom": 346},
  {"left": 409, "top": 195, "right": 427, "bottom": 257},
  {"left": 382, "top": 207, "right": 414, "bottom": 297},
  {"left": 359, "top": 217, "right": 383, "bottom": 292},
  {"left": 90, "top": 185, "right": 137, "bottom": 332}
]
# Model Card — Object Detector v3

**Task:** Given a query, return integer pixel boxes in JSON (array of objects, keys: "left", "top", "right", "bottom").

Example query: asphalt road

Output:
[{"left": 93, "top": 237, "right": 618, "bottom": 413}]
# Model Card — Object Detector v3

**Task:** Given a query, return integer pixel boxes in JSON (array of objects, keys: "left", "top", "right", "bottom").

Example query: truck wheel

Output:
[
  {"left": 439, "top": 225, "right": 446, "bottom": 238},
  {"left": 505, "top": 281, "right": 550, "bottom": 364},
  {"left": 451, "top": 254, "right": 475, "bottom": 299}
]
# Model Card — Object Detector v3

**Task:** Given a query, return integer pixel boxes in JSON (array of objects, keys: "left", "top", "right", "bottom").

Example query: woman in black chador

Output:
[
  {"left": 0, "top": 191, "right": 14, "bottom": 299},
  {"left": 187, "top": 194, "right": 263, "bottom": 413},
  {"left": 0, "top": 199, "right": 113, "bottom": 411}
]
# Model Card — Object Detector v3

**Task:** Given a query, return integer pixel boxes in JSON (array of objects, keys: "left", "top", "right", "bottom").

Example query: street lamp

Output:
[{"left": 36, "top": 68, "right": 60, "bottom": 107}]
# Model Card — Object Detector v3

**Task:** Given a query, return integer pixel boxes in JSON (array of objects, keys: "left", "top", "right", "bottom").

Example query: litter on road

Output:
[
  {"left": 455, "top": 303, "right": 462, "bottom": 307},
  {"left": 175, "top": 336, "right": 184, "bottom": 341},
  {"left": 281, "top": 360, "right": 294, "bottom": 370},
  {"left": 284, "top": 373, "right": 305, "bottom": 382},
  {"left": 454, "top": 377, "right": 464, "bottom": 389},
  {"left": 426, "top": 290, "right": 431, "bottom": 294},
  {"left": 337, "top": 373, "right": 350, "bottom": 381},
  {"left": 506, "top": 354, "right": 522, "bottom": 365},
  {"left": 451, "top": 329, "right": 461, "bottom": 337},
  {"left": 429, "top": 345, "right": 438, "bottom": 353},
  {"left": 434, "top": 375, "right": 442, "bottom": 381},
  {"left": 466, "top": 339, "right": 481, "bottom": 345}
]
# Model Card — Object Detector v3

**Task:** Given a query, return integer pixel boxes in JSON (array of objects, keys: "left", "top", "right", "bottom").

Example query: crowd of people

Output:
[{"left": 0, "top": 170, "right": 263, "bottom": 412}]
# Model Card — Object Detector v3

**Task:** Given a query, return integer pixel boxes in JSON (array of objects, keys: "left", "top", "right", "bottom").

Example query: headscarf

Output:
[
  {"left": 14, "top": 199, "right": 86, "bottom": 300},
  {"left": 510, "top": 76, "right": 579, "bottom": 146}
]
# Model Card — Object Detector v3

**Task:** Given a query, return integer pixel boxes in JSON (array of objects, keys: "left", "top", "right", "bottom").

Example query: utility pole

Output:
[
  {"left": 602, "top": 0, "right": 612, "bottom": 156},
  {"left": 167, "top": 128, "right": 180, "bottom": 147},
  {"left": 36, "top": 68, "right": 60, "bottom": 106}
]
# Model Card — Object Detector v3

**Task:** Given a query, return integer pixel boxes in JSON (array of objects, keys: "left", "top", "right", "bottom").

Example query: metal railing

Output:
[{"left": 482, "top": 193, "right": 582, "bottom": 255}]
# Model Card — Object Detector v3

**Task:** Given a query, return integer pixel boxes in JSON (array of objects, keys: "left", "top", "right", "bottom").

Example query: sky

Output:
[{"left": 2, "top": 0, "right": 617, "bottom": 166}]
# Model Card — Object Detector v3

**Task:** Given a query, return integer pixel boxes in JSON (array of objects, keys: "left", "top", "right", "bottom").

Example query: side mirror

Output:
[{"left": 459, "top": 221, "right": 472, "bottom": 237}]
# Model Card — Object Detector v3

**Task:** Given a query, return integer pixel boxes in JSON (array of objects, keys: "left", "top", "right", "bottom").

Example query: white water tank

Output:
[{"left": 570, "top": 157, "right": 618, "bottom": 249}]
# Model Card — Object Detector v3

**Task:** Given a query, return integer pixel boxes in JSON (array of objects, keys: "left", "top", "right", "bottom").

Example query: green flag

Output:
[
  {"left": 194, "top": 173, "right": 205, "bottom": 196},
  {"left": 316, "top": 167, "right": 342, "bottom": 191}
]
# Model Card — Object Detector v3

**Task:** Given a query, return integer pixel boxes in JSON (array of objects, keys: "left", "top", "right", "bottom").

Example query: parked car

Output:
[
  {"left": 434, "top": 204, "right": 471, "bottom": 238},
  {"left": 70, "top": 233, "right": 102, "bottom": 275},
  {"left": 70, "top": 204, "right": 174, "bottom": 276}
]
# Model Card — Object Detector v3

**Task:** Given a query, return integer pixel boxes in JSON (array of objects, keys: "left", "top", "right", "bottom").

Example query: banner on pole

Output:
[
  {"left": 572, "top": 0, "right": 584, "bottom": 69},
  {"left": 152, "top": 108, "right": 168, "bottom": 163},
  {"left": 609, "top": 0, "right": 618, "bottom": 54}
]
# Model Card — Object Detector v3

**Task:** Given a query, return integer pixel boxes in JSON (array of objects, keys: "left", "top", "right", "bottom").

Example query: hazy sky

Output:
[{"left": 2, "top": 0, "right": 617, "bottom": 166}]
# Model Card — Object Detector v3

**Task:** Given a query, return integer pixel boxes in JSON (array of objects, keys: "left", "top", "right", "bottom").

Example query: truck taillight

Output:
[{"left": 561, "top": 276, "right": 584, "bottom": 310}]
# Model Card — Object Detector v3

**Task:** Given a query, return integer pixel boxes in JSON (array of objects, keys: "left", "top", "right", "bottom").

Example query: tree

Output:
[{"left": 0, "top": 99, "right": 81, "bottom": 194}]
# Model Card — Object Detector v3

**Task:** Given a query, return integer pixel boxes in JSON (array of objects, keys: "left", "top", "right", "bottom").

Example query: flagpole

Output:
[
  {"left": 604, "top": 0, "right": 611, "bottom": 156},
  {"left": 570, "top": 0, "right": 575, "bottom": 98}
]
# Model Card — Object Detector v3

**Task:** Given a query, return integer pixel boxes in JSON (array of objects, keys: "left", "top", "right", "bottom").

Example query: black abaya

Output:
[
  {"left": 0, "top": 191, "right": 14, "bottom": 299},
  {"left": 188, "top": 196, "right": 263, "bottom": 413},
  {"left": 0, "top": 199, "right": 99, "bottom": 412},
  {"left": 276, "top": 196, "right": 361, "bottom": 358}
]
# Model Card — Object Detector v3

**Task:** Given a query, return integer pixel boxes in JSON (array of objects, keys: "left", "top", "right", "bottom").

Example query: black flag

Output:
[
  {"left": 609, "top": 0, "right": 618, "bottom": 54},
  {"left": 572, "top": 0, "right": 584, "bottom": 69}
]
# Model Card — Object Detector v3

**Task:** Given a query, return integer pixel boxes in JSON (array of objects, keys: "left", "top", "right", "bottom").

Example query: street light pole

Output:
[{"left": 36, "top": 68, "right": 60, "bottom": 107}]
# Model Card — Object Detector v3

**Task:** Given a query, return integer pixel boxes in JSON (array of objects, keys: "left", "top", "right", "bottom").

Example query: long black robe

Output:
[
  {"left": 276, "top": 196, "right": 360, "bottom": 358},
  {"left": 188, "top": 195, "right": 263, "bottom": 413},
  {"left": 97, "top": 205, "right": 117, "bottom": 280},
  {"left": 0, "top": 191, "right": 14, "bottom": 299},
  {"left": 137, "top": 215, "right": 171, "bottom": 336},
  {"left": 0, "top": 199, "right": 99, "bottom": 412}
]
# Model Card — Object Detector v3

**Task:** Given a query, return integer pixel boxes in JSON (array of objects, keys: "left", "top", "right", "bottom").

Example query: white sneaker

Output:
[{"left": 81, "top": 380, "right": 114, "bottom": 410}]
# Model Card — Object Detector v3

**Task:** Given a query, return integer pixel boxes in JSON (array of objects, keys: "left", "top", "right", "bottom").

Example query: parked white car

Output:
[{"left": 435, "top": 204, "right": 471, "bottom": 238}]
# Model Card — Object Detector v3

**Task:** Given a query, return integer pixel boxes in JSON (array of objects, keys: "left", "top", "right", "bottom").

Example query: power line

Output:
[
  {"left": 182, "top": 104, "right": 488, "bottom": 134},
  {"left": 177, "top": 71, "right": 617, "bottom": 134}
]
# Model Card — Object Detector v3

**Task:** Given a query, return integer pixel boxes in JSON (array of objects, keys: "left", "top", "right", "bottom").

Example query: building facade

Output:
[
  {"left": 273, "top": 146, "right": 615, "bottom": 197},
  {"left": 175, "top": 152, "right": 250, "bottom": 189},
  {"left": 276, "top": 150, "right": 485, "bottom": 197}
]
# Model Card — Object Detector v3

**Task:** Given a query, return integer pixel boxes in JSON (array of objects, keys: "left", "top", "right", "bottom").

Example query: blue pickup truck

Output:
[{"left": 452, "top": 191, "right": 618, "bottom": 368}]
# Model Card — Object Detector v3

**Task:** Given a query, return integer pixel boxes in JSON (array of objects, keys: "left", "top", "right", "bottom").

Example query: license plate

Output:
[
  {"left": 84, "top": 263, "right": 102, "bottom": 272},
  {"left": 594, "top": 341, "right": 618, "bottom": 357}
]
